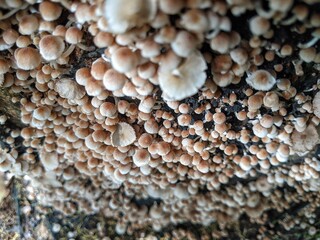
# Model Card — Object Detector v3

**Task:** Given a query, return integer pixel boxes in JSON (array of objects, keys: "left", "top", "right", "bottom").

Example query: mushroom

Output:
[
  {"left": 54, "top": 78, "right": 86, "bottom": 100},
  {"left": 103, "top": 0, "right": 157, "bottom": 33},
  {"left": 39, "top": 35, "right": 65, "bottom": 61},
  {"left": 158, "top": 50, "right": 207, "bottom": 101},
  {"left": 246, "top": 70, "right": 276, "bottom": 91},
  {"left": 291, "top": 124, "right": 319, "bottom": 154},
  {"left": 14, "top": 47, "right": 41, "bottom": 70},
  {"left": 111, "top": 122, "right": 136, "bottom": 147}
]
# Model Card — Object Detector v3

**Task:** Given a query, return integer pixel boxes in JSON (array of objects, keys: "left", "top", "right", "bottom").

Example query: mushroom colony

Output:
[{"left": 0, "top": 0, "right": 320, "bottom": 237}]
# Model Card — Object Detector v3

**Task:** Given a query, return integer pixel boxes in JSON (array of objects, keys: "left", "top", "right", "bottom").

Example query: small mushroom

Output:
[
  {"left": 246, "top": 70, "right": 276, "bottom": 91},
  {"left": 158, "top": 50, "right": 207, "bottom": 101},
  {"left": 111, "top": 122, "right": 136, "bottom": 147}
]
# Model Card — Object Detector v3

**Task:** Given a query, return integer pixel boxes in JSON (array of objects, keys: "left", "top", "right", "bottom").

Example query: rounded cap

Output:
[
  {"left": 39, "top": 35, "right": 65, "bottom": 61},
  {"left": 246, "top": 70, "right": 276, "bottom": 91},
  {"left": 15, "top": 47, "right": 41, "bottom": 70}
]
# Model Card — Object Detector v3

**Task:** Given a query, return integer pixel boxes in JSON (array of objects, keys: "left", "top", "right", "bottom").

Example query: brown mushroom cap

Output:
[
  {"left": 15, "top": 47, "right": 41, "bottom": 70},
  {"left": 246, "top": 70, "right": 276, "bottom": 91},
  {"left": 39, "top": 35, "right": 65, "bottom": 61},
  {"left": 54, "top": 78, "right": 85, "bottom": 100}
]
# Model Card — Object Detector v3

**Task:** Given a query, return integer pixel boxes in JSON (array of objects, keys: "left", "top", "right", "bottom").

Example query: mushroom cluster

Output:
[{"left": 0, "top": 0, "right": 320, "bottom": 237}]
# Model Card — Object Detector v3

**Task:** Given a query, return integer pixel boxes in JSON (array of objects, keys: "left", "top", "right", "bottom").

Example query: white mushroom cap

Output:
[
  {"left": 158, "top": 50, "right": 207, "bottom": 101},
  {"left": 111, "top": 122, "right": 136, "bottom": 147},
  {"left": 246, "top": 70, "right": 276, "bottom": 91},
  {"left": 39, "top": 35, "right": 65, "bottom": 61},
  {"left": 111, "top": 47, "right": 139, "bottom": 74},
  {"left": 104, "top": 0, "right": 157, "bottom": 33},
  {"left": 54, "top": 78, "right": 85, "bottom": 100},
  {"left": 291, "top": 124, "right": 319, "bottom": 153},
  {"left": 15, "top": 47, "right": 41, "bottom": 70}
]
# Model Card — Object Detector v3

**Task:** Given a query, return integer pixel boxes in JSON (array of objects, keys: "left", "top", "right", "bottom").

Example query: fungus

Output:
[
  {"left": 103, "top": 0, "right": 157, "bottom": 34},
  {"left": 246, "top": 70, "right": 276, "bottom": 91},
  {"left": 158, "top": 51, "right": 207, "bottom": 101},
  {"left": 40, "top": 151, "right": 59, "bottom": 171},
  {"left": 15, "top": 47, "right": 41, "bottom": 70},
  {"left": 39, "top": 1, "right": 63, "bottom": 21},
  {"left": 312, "top": 91, "right": 320, "bottom": 118},
  {"left": 291, "top": 124, "right": 319, "bottom": 154},
  {"left": 111, "top": 47, "right": 139, "bottom": 74},
  {"left": 133, "top": 149, "right": 150, "bottom": 167},
  {"left": 39, "top": 35, "right": 65, "bottom": 61},
  {"left": 249, "top": 16, "right": 270, "bottom": 36},
  {"left": 111, "top": 122, "right": 136, "bottom": 147},
  {"left": 54, "top": 78, "right": 85, "bottom": 100}
]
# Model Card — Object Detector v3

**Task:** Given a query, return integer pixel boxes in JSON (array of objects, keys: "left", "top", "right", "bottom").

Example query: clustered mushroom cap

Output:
[
  {"left": 158, "top": 50, "right": 207, "bottom": 100},
  {"left": 15, "top": 47, "right": 41, "bottom": 70},
  {"left": 111, "top": 122, "right": 136, "bottom": 147},
  {"left": 246, "top": 70, "right": 276, "bottom": 91},
  {"left": 103, "top": 0, "right": 157, "bottom": 33},
  {"left": 39, "top": 35, "right": 65, "bottom": 61}
]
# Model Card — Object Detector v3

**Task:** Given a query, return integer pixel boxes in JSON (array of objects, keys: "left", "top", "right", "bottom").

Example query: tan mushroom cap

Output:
[
  {"left": 15, "top": 47, "right": 41, "bottom": 70},
  {"left": 19, "top": 15, "right": 39, "bottom": 35},
  {"left": 246, "top": 70, "right": 276, "bottom": 91},
  {"left": 312, "top": 91, "right": 320, "bottom": 118},
  {"left": 39, "top": 1, "right": 63, "bottom": 21},
  {"left": 111, "top": 122, "right": 136, "bottom": 147},
  {"left": 39, "top": 35, "right": 65, "bottom": 61},
  {"left": 133, "top": 149, "right": 150, "bottom": 167}
]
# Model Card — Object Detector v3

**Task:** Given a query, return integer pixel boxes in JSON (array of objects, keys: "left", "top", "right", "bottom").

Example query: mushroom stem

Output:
[
  {"left": 61, "top": 44, "right": 76, "bottom": 59},
  {"left": 297, "top": 37, "right": 319, "bottom": 49},
  {"left": 0, "top": 3, "right": 29, "bottom": 21},
  {"left": 76, "top": 43, "right": 95, "bottom": 51}
]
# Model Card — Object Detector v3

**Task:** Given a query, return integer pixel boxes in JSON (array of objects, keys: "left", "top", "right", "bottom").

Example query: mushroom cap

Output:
[
  {"left": 313, "top": 91, "right": 320, "bottom": 118},
  {"left": 133, "top": 149, "right": 150, "bottom": 167},
  {"left": 111, "top": 47, "right": 139, "bottom": 73},
  {"left": 39, "top": 35, "right": 65, "bottom": 61},
  {"left": 158, "top": 50, "right": 207, "bottom": 101},
  {"left": 40, "top": 151, "right": 59, "bottom": 171},
  {"left": 39, "top": 1, "right": 63, "bottom": 21},
  {"left": 111, "top": 122, "right": 136, "bottom": 147},
  {"left": 54, "top": 78, "right": 86, "bottom": 100},
  {"left": 246, "top": 70, "right": 276, "bottom": 91},
  {"left": 15, "top": 47, "right": 41, "bottom": 70},
  {"left": 104, "top": 0, "right": 157, "bottom": 33},
  {"left": 291, "top": 124, "right": 319, "bottom": 153}
]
